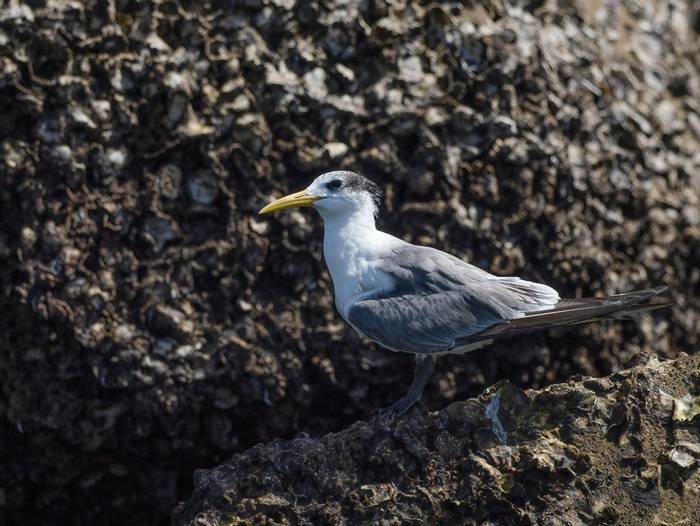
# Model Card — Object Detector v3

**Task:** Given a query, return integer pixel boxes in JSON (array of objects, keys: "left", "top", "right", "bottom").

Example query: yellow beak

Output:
[{"left": 258, "top": 190, "right": 321, "bottom": 214}]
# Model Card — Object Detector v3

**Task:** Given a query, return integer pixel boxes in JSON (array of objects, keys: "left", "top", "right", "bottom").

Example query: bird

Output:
[{"left": 259, "top": 170, "right": 671, "bottom": 416}]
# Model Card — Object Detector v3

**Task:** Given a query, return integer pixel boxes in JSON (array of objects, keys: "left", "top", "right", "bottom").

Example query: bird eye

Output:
[{"left": 326, "top": 179, "right": 342, "bottom": 190}]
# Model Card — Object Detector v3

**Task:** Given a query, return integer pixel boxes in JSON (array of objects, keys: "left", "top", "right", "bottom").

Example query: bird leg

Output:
[{"left": 376, "top": 354, "right": 435, "bottom": 417}]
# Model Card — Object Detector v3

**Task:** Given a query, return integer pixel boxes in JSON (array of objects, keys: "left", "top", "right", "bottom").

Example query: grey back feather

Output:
[{"left": 346, "top": 245, "right": 559, "bottom": 354}]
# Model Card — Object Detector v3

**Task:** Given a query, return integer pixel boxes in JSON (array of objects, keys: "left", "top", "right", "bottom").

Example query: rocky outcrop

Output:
[
  {"left": 1, "top": 0, "right": 698, "bottom": 524},
  {"left": 174, "top": 354, "right": 700, "bottom": 525}
]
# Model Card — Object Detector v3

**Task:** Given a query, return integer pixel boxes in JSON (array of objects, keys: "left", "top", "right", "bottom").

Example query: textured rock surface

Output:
[
  {"left": 0, "top": 0, "right": 698, "bottom": 525},
  {"left": 174, "top": 354, "right": 700, "bottom": 525}
]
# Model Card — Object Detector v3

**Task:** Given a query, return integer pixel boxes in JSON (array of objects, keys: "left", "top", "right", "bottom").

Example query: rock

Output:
[
  {"left": 0, "top": 0, "right": 698, "bottom": 525},
  {"left": 324, "top": 142, "right": 349, "bottom": 160},
  {"left": 147, "top": 305, "right": 193, "bottom": 341},
  {"left": 303, "top": 67, "right": 328, "bottom": 100},
  {"left": 173, "top": 354, "right": 700, "bottom": 525},
  {"left": 158, "top": 164, "right": 183, "bottom": 199},
  {"left": 140, "top": 215, "right": 179, "bottom": 254},
  {"left": 186, "top": 171, "right": 219, "bottom": 206},
  {"left": 673, "top": 394, "right": 700, "bottom": 422},
  {"left": 50, "top": 144, "right": 72, "bottom": 162}
]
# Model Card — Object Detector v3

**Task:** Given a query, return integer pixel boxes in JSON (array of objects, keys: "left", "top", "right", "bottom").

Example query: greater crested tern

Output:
[{"left": 260, "top": 171, "right": 671, "bottom": 416}]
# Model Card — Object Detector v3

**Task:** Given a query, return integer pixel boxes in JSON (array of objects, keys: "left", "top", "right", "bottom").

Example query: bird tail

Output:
[{"left": 473, "top": 286, "right": 671, "bottom": 340}]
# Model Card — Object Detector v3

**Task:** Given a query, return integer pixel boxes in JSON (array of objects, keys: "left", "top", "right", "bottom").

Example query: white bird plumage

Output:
[
  {"left": 259, "top": 170, "right": 671, "bottom": 416},
  {"left": 307, "top": 171, "right": 559, "bottom": 328},
  {"left": 311, "top": 177, "right": 403, "bottom": 320}
]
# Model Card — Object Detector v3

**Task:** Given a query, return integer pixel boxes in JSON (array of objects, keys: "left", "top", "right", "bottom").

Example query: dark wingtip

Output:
[{"left": 607, "top": 286, "right": 671, "bottom": 304}]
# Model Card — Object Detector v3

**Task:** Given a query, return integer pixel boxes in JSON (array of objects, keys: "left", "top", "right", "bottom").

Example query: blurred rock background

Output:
[{"left": 0, "top": 0, "right": 697, "bottom": 524}]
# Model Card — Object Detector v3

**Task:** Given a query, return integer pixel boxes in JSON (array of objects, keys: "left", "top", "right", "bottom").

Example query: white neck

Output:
[
  {"left": 318, "top": 205, "right": 377, "bottom": 233},
  {"left": 318, "top": 205, "right": 401, "bottom": 320}
]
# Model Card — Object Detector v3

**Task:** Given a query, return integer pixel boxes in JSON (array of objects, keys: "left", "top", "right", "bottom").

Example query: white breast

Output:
[{"left": 322, "top": 226, "right": 398, "bottom": 320}]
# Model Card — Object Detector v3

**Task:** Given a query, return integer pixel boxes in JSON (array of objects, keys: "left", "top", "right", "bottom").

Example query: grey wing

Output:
[
  {"left": 346, "top": 245, "right": 560, "bottom": 354},
  {"left": 347, "top": 290, "right": 504, "bottom": 353}
]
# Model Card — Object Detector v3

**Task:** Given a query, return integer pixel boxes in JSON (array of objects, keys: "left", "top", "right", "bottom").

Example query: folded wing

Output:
[{"left": 346, "top": 245, "right": 560, "bottom": 354}]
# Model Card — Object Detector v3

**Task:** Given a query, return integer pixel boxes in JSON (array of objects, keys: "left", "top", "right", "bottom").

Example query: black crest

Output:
[{"left": 341, "top": 171, "right": 383, "bottom": 208}]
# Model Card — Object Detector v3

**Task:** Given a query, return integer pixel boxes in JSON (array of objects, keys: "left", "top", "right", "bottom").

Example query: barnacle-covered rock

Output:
[
  {"left": 0, "top": 0, "right": 698, "bottom": 525},
  {"left": 173, "top": 354, "right": 700, "bottom": 525}
]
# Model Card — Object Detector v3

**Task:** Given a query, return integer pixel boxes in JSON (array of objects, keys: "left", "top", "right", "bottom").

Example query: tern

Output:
[{"left": 259, "top": 171, "right": 671, "bottom": 416}]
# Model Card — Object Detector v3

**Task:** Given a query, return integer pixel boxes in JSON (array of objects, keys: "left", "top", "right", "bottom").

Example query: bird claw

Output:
[
  {"left": 371, "top": 405, "right": 399, "bottom": 420},
  {"left": 371, "top": 355, "right": 433, "bottom": 420},
  {"left": 371, "top": 398, "right": 414, "bottom": 420}
]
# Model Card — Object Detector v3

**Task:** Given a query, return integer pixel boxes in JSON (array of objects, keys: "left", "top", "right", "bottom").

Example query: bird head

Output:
[{"left": 259, "top": 171, "right": 382, "bottom": 222}]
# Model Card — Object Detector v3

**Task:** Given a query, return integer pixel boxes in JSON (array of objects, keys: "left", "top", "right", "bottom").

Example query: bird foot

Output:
[
  {"left": 371, "top": 397, "right": 416, "bottom": 420},
  {"left": 371, "top": 354, "right": 433, "bottom": 420},
  {"left": 371, "top": 405, "right": 399, "bottom": 420}
]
